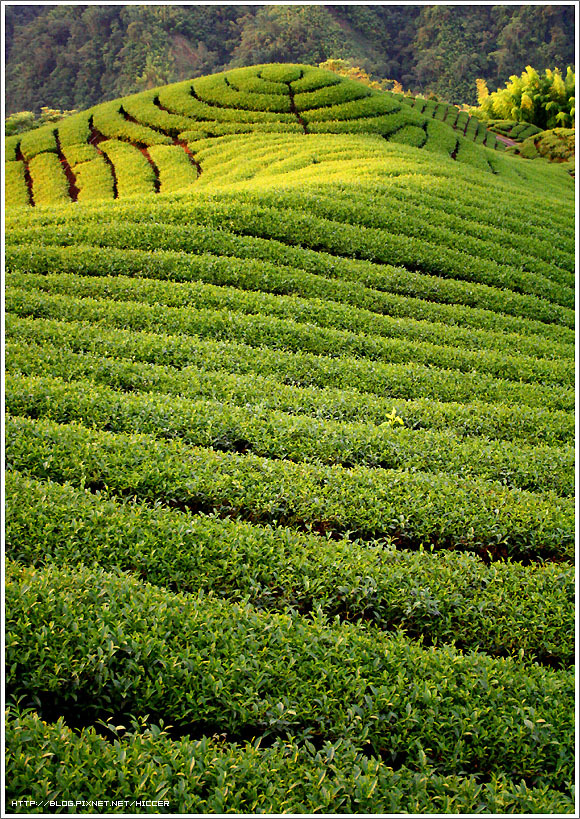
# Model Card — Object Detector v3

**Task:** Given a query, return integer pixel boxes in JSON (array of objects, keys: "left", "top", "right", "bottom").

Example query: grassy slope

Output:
[{"left": 4, "top": 64, "right": 575, "bottom": 815}]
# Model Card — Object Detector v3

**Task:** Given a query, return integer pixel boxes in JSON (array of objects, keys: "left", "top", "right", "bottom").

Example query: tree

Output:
[
  {"left": 5, "top": 111, "right": 36, "bottom": 135},
  {"left": 474, "top": 65, "right": 575, "bottom": 129}
]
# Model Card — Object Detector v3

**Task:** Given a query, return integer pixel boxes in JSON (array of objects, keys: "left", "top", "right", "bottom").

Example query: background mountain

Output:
[{"left": 5, "top": 3, "right": 575, "bottom": 114}]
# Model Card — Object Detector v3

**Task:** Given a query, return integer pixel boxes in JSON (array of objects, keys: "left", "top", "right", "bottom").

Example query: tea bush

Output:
[
  {"left": 4, "top": 61, "right": 574, "bottom": 812},
  {"left": 5, "top": 562, "right": 574, "bottom": 790}
]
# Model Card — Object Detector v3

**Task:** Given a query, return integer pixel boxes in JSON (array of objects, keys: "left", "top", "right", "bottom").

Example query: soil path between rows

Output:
[{"left": 492, "top": 132, "right": 519, "bottom": 147}]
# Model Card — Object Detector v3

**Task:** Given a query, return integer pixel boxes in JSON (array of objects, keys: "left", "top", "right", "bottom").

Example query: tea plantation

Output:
[{"left": 4, "top": 64, "right": 575, "bottom": 814}]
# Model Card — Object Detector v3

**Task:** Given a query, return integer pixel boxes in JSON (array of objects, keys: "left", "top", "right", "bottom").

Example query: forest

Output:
[{"left": 5, "top": 4, "right": 575, "bottom": 114}]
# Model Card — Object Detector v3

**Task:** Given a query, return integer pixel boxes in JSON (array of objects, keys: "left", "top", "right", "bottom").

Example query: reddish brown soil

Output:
[
  {"left": 15, "top": 142, "right": 34, "bottom": 206},
  {"left": 54, "top": 130, "right": 79, "bottom": 202}
]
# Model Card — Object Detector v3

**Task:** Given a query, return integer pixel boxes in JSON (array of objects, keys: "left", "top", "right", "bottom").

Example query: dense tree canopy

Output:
[{"left": 5, "top": 4, "right": 575, "bottom": 113}]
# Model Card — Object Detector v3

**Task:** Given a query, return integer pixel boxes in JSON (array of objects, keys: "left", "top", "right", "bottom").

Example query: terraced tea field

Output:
[{"left": 4, "top": 64, "right": 575, "bottom": 814}]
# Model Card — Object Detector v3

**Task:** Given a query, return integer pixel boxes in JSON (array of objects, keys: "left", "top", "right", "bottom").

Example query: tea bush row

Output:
[
  {"left": 19, "top": 126, "right": 58, "bottom": 160},
  {"left": 147, "top": 145, "right": 199, "bottom": 192},
  {"left": 171, "top": 198, "right": 573, "bottom": 309},
  {"left": 487, "top": 120, "right": 543, "bottom": 140},
  {"left": 5, "top": 561, "right": 574, "bottom": 788},
  {"left": 6, "top": 416, "right": 574, "bottom": 557},
  {"left": 349, "top": 180, "right": 574, "bottom": 273},
  {"left": 307, "top": 112, "right": 411, "bottom": 137},
  {"left": 423, "top": 119, "right": 457, "bottom": 157},
  {"left": 158, "top": 81, "right": 298, "bottom": 123},
  {"left": 8, "top": 270, "right": 573, "bottom": 387},
  {"left": 98, "top": 140, "right": 156, "bottom": 198},
  {"left": 11, "top": 143, "right": 571, "bottom": 241},
  {"left": 456, "top": 138, "right": 493, "bottom": 173},
  {"left": 300, "top": 94, "right": 400, "bottom": 122},
  {"left": 346, "top": 168, "right": 573, "bottom": 245},
  {"left": 243, "top": 188, "right": 573, "bottom": 287},
  {"left": 293, "top": 79, "right": 372, "bottom": 112},
  {"left": 290, "top": 67, "right": 342, "bottom": 93},
  {"left": 62, "top": 148, "right": 115, "bottom": 203},
  {"left": 5, "top": 133, "right": 20, "bottom": 161},
  {"left": 57, "top": 112, "right": 92, "bottom": 147},
  {"left": 5, "top": 162, "right": 30, "bottom": 207},
  {"left": 91, "top": 102, "right": 171, "bottom": 146},
  {"left": 392, "top": 175, "right": 573, "bottom": 248},
  {"left": 6, "top": 472, "right": 573, "bottom": 665},
  {"left": 6, "top": 288, "right": 573, "bottom": 410},
  {"left": 7, "top": 373, "right": 573, "bottom": 495},
  {"left": 6, "top": 242, "right": 572, "bottom": 361},
  {"left": 389, "top": 125, "right": 426, "bottom": 148},
  {"left": 28, "top": 152, "right": 69, "bottom": 206},
  {"left": 6, "top": 705, "right": 573, "bottom": 815},
  {"left": 13, "top": 211, "right": 570, "bottom": 335},
  {"left": 56, "top": 195, "right": 573, "bottom": 316},
  {"left": 7, "top": 335, "right": 574, "bottom": 446},
  {"left": 194, "top": 74, "right": 293, "bottom": 113},
  {"left": 179, "top": 121, "right": 302, "bottom": 140},
  {"left": 9, "top": 222, "right": 574, "bottom": 342},
  {"left": 61, "top": 143, "right": 100, "bottom": 166},
  {"left": 228, "top": 74, "right": 290, "bottom": 95},
  {"left": 121, "top": 92, "right": 196, "bottom": 136}
]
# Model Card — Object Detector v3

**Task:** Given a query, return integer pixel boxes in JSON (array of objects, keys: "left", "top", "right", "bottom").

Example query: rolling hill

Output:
[{"left": 4, "top": 64, "right": 575, "bottom": 815}]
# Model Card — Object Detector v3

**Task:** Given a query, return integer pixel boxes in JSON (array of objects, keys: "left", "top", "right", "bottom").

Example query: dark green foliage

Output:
[
  {"left": 6, "top": 287, "right": 574, "bottom": 411},
  {"left": 5, "top": 268, "right": 574, "bottom": 388},
  {"left": 5, "top": 232, "right": 574, "bottom": 340},
  {"left": 6, "top": 373, "right": 573, "bottom": 495},
  {"left": 6, "top": 704, "right": 574, "bottom": 814},
  {"left": 387, "top": 124, "right": 426, "bottom": 148},
  {"left": 5, "top": 415, "right": 574, "bottom": 558},
  {"left": 6, "top": 473, "right": 574, "bottom": 665},
  {"left": 5, "top": 561, "right": 574, "bottom": 790},
  {"left": 6, "top": 336, "right": 575, "bottom": 447},
  {"left": 487, "top": 120, "right": 543, "bottom": 140},
  {"left": 6, "top": 6, "right": 574, "bottom": 114},
  {"left": 507, "top": 128, "right": 575, "bottom": 166}
]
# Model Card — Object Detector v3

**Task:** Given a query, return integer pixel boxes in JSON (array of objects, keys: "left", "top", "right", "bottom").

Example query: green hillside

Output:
[
  {"left": 4, "top": 64, "right": 575, "bottom": 814},
  {"left": 5, "top": 63, "right": 570, "bottom": 208}
]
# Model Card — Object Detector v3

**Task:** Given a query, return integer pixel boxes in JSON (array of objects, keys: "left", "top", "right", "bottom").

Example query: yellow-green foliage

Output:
[
  {"left": 4, "top": 161, "right": 29, "bottom": 207},
  {"left": 475, "top": 66, "right": 575, "bottom": 129},
  {"left": 92, "top": 100, "right": 171, "bottom": 146},
  {"left": 147, "top": 144, "right": 199, "bottom": 192},
  {"left": 99, "top": 139, "right": 156, "bottom": 198},
  {"left": 57, "top": 112, "right": 91, "bottom": 147},
  {"left": 19, "top": 125, "right": 58, "bottom": 161},
  {"left": 194, "top": 73, "right": 293, "bottom": 113},
  {"left": 62, "top": 143, "right": 100, "bottom": 166},
  {"left": 74, "top": 157, "right": 115, "bottom": 202},
  {"left": 4, "top": 63, "right": 573, "bottom": 210},
  {"left": 27, "top": 152, "right": 69, "bottom": 205},
  {"left": 5, "top": 134, "right": 20, "bottom": 161}
]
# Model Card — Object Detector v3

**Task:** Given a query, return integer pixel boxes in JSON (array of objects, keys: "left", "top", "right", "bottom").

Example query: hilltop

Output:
[
  {"left": 4, "top": 64, "right": 575, "bottom": 814},
  {"left": 5, "top": 63, "right": 571, "bottom": 208}
]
